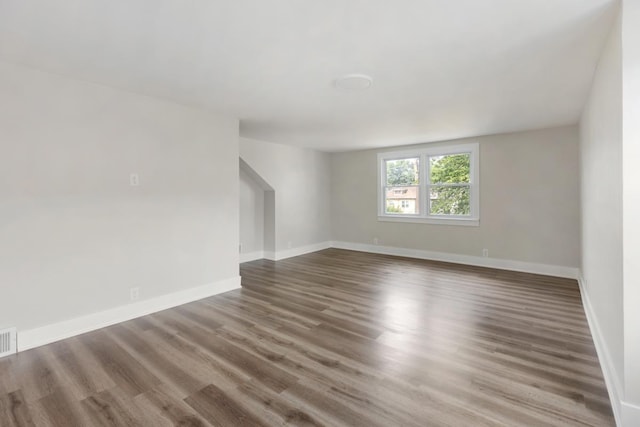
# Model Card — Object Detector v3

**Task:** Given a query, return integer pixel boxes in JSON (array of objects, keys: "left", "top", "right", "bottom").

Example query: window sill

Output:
[{"left": 377, "top": 215, "right": 479, "bottom": 227}]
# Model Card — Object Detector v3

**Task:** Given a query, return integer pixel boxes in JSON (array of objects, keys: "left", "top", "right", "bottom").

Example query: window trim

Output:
[{"left": 377, "top": 142, "right": 480, "bottom": 226}]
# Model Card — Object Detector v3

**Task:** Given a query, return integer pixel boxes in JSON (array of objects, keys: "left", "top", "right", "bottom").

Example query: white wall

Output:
[
  {"left": 239, "top": 137, "right": 331, "bottom": 256},
  {"left": 0, "top": 61, "right": 239, "bottom": 335},
  {"left": 331, "top": 126, "right": 581, "bottom": 269},
  {"left": 239, "top": 167, "right": 265, "bottom": 256},
  {"left": 580, "top": 11, "right": 624, "bottom": 414},
  {"left": 580, "top": 4, "right": 640, "bottom": 423},
  {"left": 622, "top": 0, "right": 640, "bottom": 420}
]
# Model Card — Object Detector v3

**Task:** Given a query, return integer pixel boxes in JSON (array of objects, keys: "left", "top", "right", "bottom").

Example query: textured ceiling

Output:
[{"left": 0, "top": 0, "right": 618, "bottom": 151}]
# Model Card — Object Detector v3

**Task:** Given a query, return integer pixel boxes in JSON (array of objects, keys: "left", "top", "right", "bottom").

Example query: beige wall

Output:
[
  {"left": 239, "top": 137, "right": 331, "bottom": 254},
  {"left": 331, "top": 126, "right": 580, "bottom": 268},
  {"left": 580, "top": 11, "right": 624, "bottom": 412},
  {"left": 0, "top": 61, "right": 239, "bottom": 333}
]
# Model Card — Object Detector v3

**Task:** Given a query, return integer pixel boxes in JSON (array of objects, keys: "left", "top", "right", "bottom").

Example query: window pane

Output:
[
  {"left": 385, "top": 186, "right": 419, "bottom": 214},
  {"left": 429, "top": 185, "right": 470, "bottom": 215},
  {"left": 429, "top": 153, "right": 470, "bottom": 184},
  {"left": 386, "top": 158, "right": 419, "bottom": 186}
]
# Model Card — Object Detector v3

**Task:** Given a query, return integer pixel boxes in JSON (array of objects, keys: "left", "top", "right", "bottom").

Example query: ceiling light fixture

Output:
[{"left": 334, "top": 74, "right": 373, "bottom": 91}]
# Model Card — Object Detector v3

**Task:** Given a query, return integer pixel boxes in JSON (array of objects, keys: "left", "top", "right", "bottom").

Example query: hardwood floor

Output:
[{"left": 0, "top": 249, "right": 614, "bottom": 426}]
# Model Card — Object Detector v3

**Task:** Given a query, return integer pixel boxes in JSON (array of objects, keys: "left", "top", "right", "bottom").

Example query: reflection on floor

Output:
[{"left": 0, "top": 248, "right": 614, "bottom": 426}]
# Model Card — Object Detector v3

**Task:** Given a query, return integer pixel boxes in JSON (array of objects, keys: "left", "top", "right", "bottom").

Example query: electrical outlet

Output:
[
  {"left": 130, "top": 287, "right": 140, "bottom": 301},
  {"left": 373, "top": 237, "right": 379, "bottom": 245},
  {"left": 482, "top": 248, "right": 489, "bottom": 257},
  {"left": 239, "top": 243, "right": 243, "bottom": 253},
  {"left": 287, "top": 241, "right": 292, "bottom": 249},
  {"left": 130, "top": 173, "right": 140, "bottom": 186}
]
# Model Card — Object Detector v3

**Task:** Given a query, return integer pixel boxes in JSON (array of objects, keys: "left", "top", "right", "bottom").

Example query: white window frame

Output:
[{"left": 377, "top": 142, "right": 479, "bottom": 226}]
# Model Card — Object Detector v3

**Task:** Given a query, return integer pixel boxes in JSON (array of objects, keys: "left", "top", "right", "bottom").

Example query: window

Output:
[
  {"left": 383, "top": 157, "right": 420, "bottom": 215},
  {"left": 377, "top": 143, "right": 479, "bottom": 225}
]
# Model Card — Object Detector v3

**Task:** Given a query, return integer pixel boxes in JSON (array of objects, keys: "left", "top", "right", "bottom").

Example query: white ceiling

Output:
[{"left": 0, "top": 0, "right": 618, "bottom": 152}]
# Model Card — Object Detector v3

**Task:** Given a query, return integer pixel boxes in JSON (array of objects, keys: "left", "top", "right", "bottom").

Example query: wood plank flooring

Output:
[{"left": 0, "top": 249, "right": 614, "bottom": 426}]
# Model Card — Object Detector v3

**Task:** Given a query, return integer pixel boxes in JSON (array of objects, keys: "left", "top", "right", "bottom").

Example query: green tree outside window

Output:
[{"left": 429, "top": 154, "right": 471, "bottom": 215}]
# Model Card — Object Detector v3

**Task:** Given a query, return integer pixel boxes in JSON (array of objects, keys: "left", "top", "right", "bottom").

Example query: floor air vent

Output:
[{"left": 0, "top": 328, "right": 17, "bottom": 358}]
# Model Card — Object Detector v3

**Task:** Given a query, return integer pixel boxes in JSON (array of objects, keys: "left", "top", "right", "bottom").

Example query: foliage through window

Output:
[
  {"left": 378, "top": 143, "right": 479, "bottom": 225},
  {"left": 429, "top": 153, "right": 470, "bottom": 216}
]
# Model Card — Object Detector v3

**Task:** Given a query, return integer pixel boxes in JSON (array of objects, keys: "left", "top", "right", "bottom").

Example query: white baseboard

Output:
[
  {"left": 263, "top": 241, "right": 332, "bottom": 262},
  {"left": 622, "top": 401, "right": 640, "bottom": 426},
  {"left": 578, "top": 277, "right": 623, "bottom": 426},
  {"left": 240, "top": 242, "right": 332, "bottom": 263},
  {"left": 331, "top": 241, "right": 580, "bottom": 279},
  {"left": 18, "top": 276, "right": 241, "bottom": 352},
  {"left": 243, "top": 240, "right": 579, "bottom": 278},
  {"left": 240, "top": 251, "right": 264, "bottom": 263},
  {"left": 272, "top": 241, "right": 332, "bottom": 261}
]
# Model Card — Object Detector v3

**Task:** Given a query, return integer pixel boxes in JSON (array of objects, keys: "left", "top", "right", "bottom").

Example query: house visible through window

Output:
[
  {"left": 377, "top": 143, "right": 479, "bottom": 225},
  {"left": 383, "top": 157, "right": 419, "bottom": 214}
]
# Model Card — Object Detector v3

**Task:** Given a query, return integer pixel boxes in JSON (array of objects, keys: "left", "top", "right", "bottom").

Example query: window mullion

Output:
[
  {"left": 423, "top": 154, "right": 429, "bottom": 217},
  {"left": 380, "top": 157, "right": 387, "bottom": 216}
]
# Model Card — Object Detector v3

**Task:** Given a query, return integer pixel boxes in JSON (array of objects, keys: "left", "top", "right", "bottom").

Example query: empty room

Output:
[{"left": 1, "top": 0, "right": 639, "bottom": 426}]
